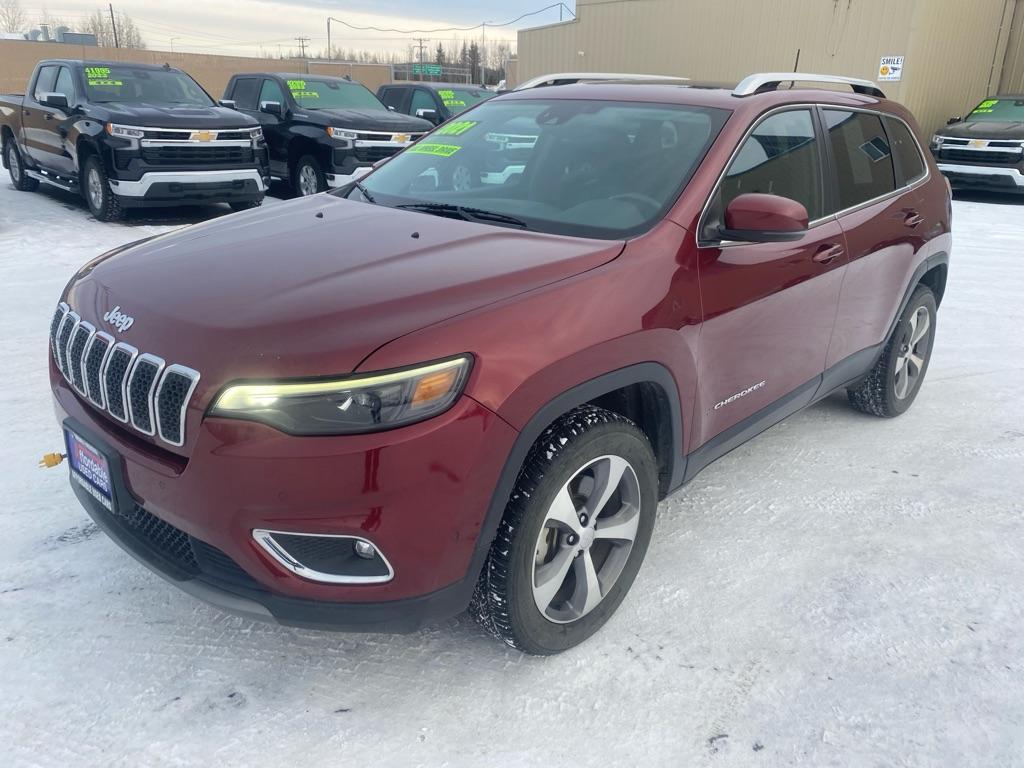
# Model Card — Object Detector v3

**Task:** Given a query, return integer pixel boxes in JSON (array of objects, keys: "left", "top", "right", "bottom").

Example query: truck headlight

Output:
[
  {"left": 249, "top": 127, "right": 264, "bottom": 141},
  {"left": 930, "top": 135, "right": 945, "bottom": 148},
  {"left": 326, "top": 127, "right": 358, "bottom": 141},
  {"left": 106, "top": 123, "right": 145, "bottom": 139},
  {"left": 209, "top": 356, "right": 472, "bottom": 435}
]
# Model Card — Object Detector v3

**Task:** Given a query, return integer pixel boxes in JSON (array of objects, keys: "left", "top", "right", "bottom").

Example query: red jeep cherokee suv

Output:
[{"left": 49, "top": 72, "right": 951, "bottom": 654}]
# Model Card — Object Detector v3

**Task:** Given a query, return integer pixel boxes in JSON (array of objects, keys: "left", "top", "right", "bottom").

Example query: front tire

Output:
[
  {"left": 82, "top": 156, "right": 124, "bottom": 221},
  {"left": 5, "top": 139, "right": 39, "bottom": 191},
  {"left": 291, "top": 155, "right": 325, "bottom": 197},
  {"left": 471, "top": 406, "right": 659, "bottom": 655},
  {"left": 848, "top": 284, "right": 937, "bottom": 417}
]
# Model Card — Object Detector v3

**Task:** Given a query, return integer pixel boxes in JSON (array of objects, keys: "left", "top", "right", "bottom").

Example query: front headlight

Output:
[
  {"left": 106, "top": 123, "right": 145, "bottom": 139},
  {"left": 249, "top": 127, "right": 264, "bottom": 141},
  {"left": 209, "top": 356, "right": 472, "bottom": 435},
  {"left": 931, "top": 134, "right": 945, "bottom": 147},
  {"left": 326, "top": 127, "right": 358, "bottom": 141}
]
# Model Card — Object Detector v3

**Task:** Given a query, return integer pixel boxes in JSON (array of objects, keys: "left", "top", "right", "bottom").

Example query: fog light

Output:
[{"left": 354, "top": 540, "right": 376, "bottom": 559}]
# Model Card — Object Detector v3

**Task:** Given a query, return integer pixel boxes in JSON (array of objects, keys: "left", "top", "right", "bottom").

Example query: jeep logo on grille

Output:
[{"left": 103, "top": 305, "right": 135, "bottom": 332}]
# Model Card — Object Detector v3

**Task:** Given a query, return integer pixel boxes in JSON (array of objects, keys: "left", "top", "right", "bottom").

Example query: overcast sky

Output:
[{"left": 24, "top": 0, "right": 576, "bottom": 56}]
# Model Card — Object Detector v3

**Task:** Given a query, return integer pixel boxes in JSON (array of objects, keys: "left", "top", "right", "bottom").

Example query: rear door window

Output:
[
  {"left": 378, "top": 87, "right": 406, "bottom": 111},
  {"left": 823, "top": 110, "right": 896, "bottom": 211},
  {"left": 718, "top": 108, "right": 823, "bottom": 223},
  {"left": 230, "top": 78, "right": 260, "bottom": 110},
  {"left": 883, "top": 116, "right": 926, "bottom": 186}
]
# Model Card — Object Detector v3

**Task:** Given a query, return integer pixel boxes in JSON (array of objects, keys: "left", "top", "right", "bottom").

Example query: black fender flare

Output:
[{"left": 452, "top": 362, "right": 684, "bottom": 607}]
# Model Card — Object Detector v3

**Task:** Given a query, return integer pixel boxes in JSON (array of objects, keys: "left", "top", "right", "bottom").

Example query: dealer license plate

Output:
[{"left": 64, "top": 428, "right": 115, "bottom": 512}]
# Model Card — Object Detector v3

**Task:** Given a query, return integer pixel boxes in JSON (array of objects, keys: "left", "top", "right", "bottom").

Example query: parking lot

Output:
[{"left": 1, "top": 180, "right": 1022, "bottom": 766}]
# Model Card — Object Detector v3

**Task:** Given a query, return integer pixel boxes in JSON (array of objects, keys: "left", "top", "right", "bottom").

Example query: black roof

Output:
[
  {"left": 42, "top": 59, "right": 180, "bottom": 71},
  {"left": 390, "top": 82, "right": 488, "bottom": 91}
]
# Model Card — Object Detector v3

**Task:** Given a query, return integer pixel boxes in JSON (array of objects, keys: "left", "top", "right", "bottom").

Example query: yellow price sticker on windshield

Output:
[
  {"left": 407, "top": 142, "right": 462, "bottom": 157},
  {"left": 287, "top": 79, "right": 307, "bottom": 91},
  {"left": 88, "top": 79, "right": 123, "bottom": 87},
  {"left": 85, "top": 66, "right": 110, "bottom": 79},
  {"left": 435, "top": 120, "right": 477, "bottom": 136}
]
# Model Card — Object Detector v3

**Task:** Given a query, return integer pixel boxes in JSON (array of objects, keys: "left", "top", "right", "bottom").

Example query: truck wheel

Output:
[
  {"left": 848, "top": 284, "right": 937, "bottom": 418},
  {"left": 5, "top": 139, "right": 39, "bottom": 192},
  {"left": 470, "top": 405, "right": 658, "bottom": 655},
  {"left": 291, "top": 155, "right": 324, "bottom": 196},
  {"left": 229, "top": 197, "right": 264, "bottom": 212},
  {"left": 82, "top": 156, "right": 124, "bottom": 222}
]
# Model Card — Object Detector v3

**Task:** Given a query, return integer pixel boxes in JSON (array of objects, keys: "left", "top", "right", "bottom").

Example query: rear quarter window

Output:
[
  {"left": 883, "top": 116, "right": 926, "bottom": 186},
  {"left": 823, "top": 110, "right": 896, "bottom": 212}
]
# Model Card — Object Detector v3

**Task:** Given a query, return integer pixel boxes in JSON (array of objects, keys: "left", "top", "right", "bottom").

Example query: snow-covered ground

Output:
[{"left": 1, "top": 180, "right": 1022, "bottom": 768}]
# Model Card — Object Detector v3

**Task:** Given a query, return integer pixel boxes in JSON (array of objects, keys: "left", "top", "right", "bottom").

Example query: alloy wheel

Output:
[
  {"left": 451, "top": 165, "right": 473, "bottom": 191},
  {"left": 87, "top": 167, "right": 104, "bottom": 209},
  {"left": 532, "top": 455, "right": 642, "bottom": 624},
  {"left": 7, "top": 144, "right": 19, "bottom": 183},
  {"left": 298, "top": 165, "right": 319, "bottom": 196},
  {"left": 895, "top": 305, "right": 931, "bottom": 399}
]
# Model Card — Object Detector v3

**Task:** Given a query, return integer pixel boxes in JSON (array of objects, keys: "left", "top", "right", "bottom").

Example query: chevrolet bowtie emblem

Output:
[{"left": 191, "top": 130, "right": 216, "bottom": 142}]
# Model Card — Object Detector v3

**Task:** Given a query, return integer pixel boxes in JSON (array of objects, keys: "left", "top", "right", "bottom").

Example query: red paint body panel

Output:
[{"left": 49, "top": 82, "right": 951, "bottom": 626}]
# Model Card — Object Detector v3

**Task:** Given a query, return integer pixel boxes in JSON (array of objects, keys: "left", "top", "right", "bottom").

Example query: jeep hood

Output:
[{"left": 65, "top": 195, "right": 623, "bottom": 391}]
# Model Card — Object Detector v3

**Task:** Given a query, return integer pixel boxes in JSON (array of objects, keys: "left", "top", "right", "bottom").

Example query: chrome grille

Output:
[{"left": 51, "top": 302, "right": 201, "bottom": 447}]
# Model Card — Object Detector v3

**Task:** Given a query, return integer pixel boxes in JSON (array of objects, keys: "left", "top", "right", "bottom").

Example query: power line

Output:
[{"left": 294, "top": 36, "right": 309, "bottom": 58}]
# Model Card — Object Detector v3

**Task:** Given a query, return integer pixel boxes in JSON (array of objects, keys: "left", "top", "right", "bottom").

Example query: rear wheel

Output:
[
  {"left": 471, "top": 406, "right": 659, "bottom": 655},
  {"left": 82, "top": 155, "right": 124, "bottom": 221},
  {"left": 848, "top": 284, "right": 937, "bottom": 417},
  {"left": 291, "top": 155, "right": 324, "bottom": 197},
  {"left": 5, "top": 139, "right": 39, "bottom": 191}
]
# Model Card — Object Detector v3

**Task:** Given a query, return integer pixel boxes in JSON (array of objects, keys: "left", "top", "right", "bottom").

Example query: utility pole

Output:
[
  {"left": 480, "top": 23, "right": 486, "bottom": 86},
  {"left": 414, "top": 37, "right": 429, "bottom": 80},
  {"left": 108, "top": 3, "right": 119, "bottom": 48},
  {"left": 295, "top": 36, "right": 309, "bottom": 58},
  {"left": 327, "top": 18, "right": 332, "bottom": 60}
]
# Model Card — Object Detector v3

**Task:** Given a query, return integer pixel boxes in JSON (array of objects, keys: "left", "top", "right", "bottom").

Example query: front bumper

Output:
[
  {"left": 108, "top": 169, "right": 269, "bottom": 205},
  {"left": 936, "top": 162, "right": 1024, "bottom": 192},
  {"left": 52, "top": 371, "right": 518, "bottom": 631}
]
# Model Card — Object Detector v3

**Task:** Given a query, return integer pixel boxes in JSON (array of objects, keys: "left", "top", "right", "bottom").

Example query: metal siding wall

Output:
[
  {"left": 1001, "top": 0, "right": 1024, "bottom": 92},
  {"left": 518, "top": 0, "right": 1012, "bottom": 133}
]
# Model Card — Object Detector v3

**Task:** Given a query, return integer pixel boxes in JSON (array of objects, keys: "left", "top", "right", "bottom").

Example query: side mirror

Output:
[
  {"left": 415, "top": 108, "right": 440, "bottom": 124},
  {"left": 260, "top": 100, "right": 283, "bottom": 116},
  {"left": 218, "top": 99, "right": 237, "bottom": 109},
  {"left": 947, "top": 116, "right": 962, "bottom": 125},
  {"left": 719, "top": 193, "right": 808, "bottom": 243},
  {"left": 41, "top": 92, "right": 69, "bottom": 110},
  {"left": 387, "top": 105, "right": 396, "bottom": 111}
]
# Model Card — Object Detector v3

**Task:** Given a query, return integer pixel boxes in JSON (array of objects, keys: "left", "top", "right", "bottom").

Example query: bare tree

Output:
[
  {"left": 85, "top": 7, "right": 145, "bottom": 48},
  {"left": 0, "top": 0, "right": 25, "bottom": 33}
]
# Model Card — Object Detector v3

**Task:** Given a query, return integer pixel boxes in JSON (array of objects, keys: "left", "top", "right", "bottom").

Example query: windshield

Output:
[
  {"left": 968, "top": 97, "right": 1024, "bottom": 122},
  {"left": 83, "top": 65, "right": 212, "bottom": 105},
  {"left": 348, "top": 98, "right": 729, "bottom": 239},
  {"left": 437, "top": 87, "right": 493, "bottom": 115},
  {"left": 285, "top": 78, "right": 386, "bottom": 110}
]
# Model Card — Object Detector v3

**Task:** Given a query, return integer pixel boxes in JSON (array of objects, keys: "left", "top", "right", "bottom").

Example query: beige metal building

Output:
[{"left": 516, "top": 0, "right": 1024, "bottom": 134}]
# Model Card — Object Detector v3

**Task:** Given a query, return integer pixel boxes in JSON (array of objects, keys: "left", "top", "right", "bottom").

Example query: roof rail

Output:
[
  {"left": 733, "top": 72, "right": 885, "bottom": 99},
  {"left": 515, "top": 72, "right": 689, "bottom": 91}
]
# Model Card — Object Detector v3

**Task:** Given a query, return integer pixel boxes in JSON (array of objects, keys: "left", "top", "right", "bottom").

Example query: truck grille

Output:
[
  {"left": 51, "top": 302, "right": 201, "bottom": 448},
  {"left": 140, "top": 146, "right": 255, "bottom": 166},
  {"left": 940, "top": 148, "right": 1023, "bottom": 165}
]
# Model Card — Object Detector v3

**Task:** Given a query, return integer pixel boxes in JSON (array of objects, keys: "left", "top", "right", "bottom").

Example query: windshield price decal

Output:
[
  {"left": 407, "top": 142, "right": 462, "bottom": 157},
  {"left": 434, "top": 120, "right": 477, "bottom": 136},
  {"left": 287, "top": 79, "right": 319, "bottom": 99},
  {"left": 438, "top": 89, "right": 466, "bottom": 107},
  {"left": 972, "top": 99, "right": 999, "bottom": 114},
  {"left": 85, "top": 66, "right": 122, "bottom": 86}
]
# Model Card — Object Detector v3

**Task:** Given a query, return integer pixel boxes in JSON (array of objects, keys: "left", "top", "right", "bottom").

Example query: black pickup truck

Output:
[
  {"left": 222, "top": 72, "right": 432, "bottom": 196},
  {"left": 0, "top": 59, "right": 270, "bottom": 220},
  {"left": 930, "top": 95, "right": 1024, "bottom": 194}
]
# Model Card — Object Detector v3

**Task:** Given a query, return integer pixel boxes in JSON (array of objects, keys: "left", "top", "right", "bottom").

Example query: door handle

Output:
[
  {"left": 904, "top": 211, "right": 924, "bottom": 228},
  {"left": 22, "top": 108, "right": 30, "bottom": 116},
  {"left": 812, "top": 244, "right": 844, "bottom": 264},
  {"left": 43, "top": 113, "right": 53, "bottom": 121}
]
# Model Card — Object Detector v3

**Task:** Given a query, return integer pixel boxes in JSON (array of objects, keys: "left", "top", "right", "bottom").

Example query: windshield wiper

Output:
[
  {"left": 352, "top": 180, "right": 376, "bottom": 204},
  {"left": 395, "top": 203, "right": 529, "bottom": 229}
]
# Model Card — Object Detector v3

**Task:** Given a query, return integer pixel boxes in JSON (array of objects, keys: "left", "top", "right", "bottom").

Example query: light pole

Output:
[{"left": 169, "top": 37, "right": 179, "bottom": 53}]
